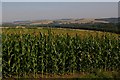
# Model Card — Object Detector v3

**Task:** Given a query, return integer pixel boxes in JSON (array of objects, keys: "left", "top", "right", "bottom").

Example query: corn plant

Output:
[{"left": 2, "top": 29, "right": 120, "bottom": 78}]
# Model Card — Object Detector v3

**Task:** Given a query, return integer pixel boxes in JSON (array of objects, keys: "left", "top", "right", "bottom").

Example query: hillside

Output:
[{"left": 12, "top": 18, "right": 118, "bottom": 25}]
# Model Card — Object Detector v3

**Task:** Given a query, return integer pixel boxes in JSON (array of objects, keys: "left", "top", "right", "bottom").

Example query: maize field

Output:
[{"left": 2, "top": 28, "right": 120, "bottom": 78}]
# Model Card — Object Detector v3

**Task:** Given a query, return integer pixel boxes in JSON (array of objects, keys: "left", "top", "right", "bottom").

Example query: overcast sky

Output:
[
  {"left": 0, "top": 2, "right": 2, "bottom": 24},
  {"left": 1, "top": 0, "right": 120, "bottom": 2},
  {"left": 2, "top": 2, "right": 118, "bottom": 22}
]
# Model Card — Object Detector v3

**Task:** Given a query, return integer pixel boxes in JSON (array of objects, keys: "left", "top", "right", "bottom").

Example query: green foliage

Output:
[{"left": 2, "top": 30, "right": 120, "bottom": 78}]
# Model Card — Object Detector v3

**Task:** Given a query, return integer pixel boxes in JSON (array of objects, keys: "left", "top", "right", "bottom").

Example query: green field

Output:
[
  {"left": 0, "top": 31, "right": 2, "bottom": 79},
  {"left": 2, "top": 28, "right": 120, "bottom": 78}
]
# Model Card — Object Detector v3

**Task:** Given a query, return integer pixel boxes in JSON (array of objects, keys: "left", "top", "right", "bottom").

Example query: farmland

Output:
[
  {"left": 2, "top": 28, "right": 120, "bottom": 78},
  {"left": 0, "top": 28, "right": 2, "bottom": 79}
]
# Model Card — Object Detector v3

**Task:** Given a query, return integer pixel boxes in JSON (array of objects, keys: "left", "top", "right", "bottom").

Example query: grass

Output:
[{"left": 4, "top": 71, "right": 120, "bottom": 78}]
